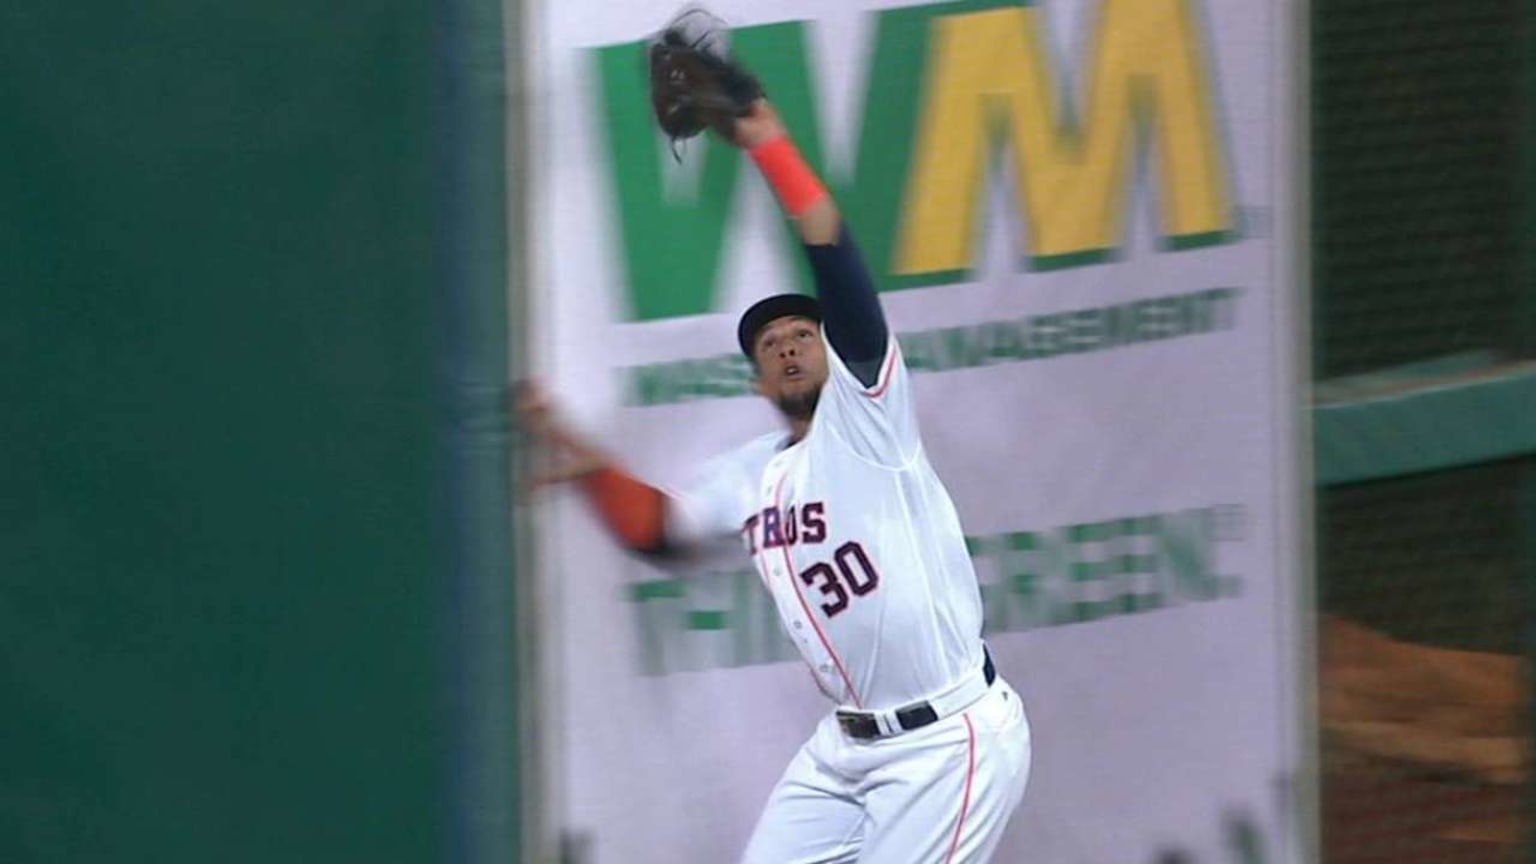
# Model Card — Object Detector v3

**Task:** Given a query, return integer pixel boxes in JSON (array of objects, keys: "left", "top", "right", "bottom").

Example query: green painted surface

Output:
[
  {"left": 0, "top": 3, "right": 447, "bottom": 861},
  {"left": 1313, "top": 361, "right": 1536, "bottom": 486}
]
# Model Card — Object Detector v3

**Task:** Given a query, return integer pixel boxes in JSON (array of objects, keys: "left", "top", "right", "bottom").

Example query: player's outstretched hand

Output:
[
  {"left": 648, "top": 8, "right": 784, "bottom": 154},
  {"left": 515, "top": 380, "right": 609, "bottom": 489},
  {"left": 725, "top": 99, "right": 786, "bottom": 150}
]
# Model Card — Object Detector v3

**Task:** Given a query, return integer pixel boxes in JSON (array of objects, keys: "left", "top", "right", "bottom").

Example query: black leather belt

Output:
[{"left": 836, "top": 649, "right": 996, "bottom": 740}]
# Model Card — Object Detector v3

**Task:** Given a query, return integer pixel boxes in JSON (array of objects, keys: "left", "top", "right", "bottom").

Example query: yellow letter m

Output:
[{"left": 896, "top": 0, "right": 1236, "bottom": 275}]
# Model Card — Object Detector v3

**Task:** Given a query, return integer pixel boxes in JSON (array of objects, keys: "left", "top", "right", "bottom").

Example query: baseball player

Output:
[{"left": 522, "top": 27, "right": 1030, "bottom": 863}]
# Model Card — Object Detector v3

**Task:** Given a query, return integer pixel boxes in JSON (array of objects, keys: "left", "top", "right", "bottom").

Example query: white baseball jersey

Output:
[{"left": 671, "top": 332, "right": 986, "bottom": 712}]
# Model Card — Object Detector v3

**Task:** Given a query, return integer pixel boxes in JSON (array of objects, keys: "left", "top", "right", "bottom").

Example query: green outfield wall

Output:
[{"left": 0, "top": 1, "right": 514, "bottom": 862}]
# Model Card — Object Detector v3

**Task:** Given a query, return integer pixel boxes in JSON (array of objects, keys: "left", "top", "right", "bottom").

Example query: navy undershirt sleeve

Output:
[{"left": 803, "top": 225, "right": 889, "bottom": 387}]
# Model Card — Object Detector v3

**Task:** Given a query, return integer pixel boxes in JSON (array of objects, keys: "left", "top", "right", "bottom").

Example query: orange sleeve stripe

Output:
[
  {"left": 579, "top": 466, "right": 669, "bottom": 551},
  {"left": 748, "top": 135, "right": 830, "bottom": 217}
]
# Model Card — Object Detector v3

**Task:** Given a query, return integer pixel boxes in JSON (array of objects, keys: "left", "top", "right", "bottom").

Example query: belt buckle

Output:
[{"left": 836, "top": 710, "right": 877, "bottom": 740}]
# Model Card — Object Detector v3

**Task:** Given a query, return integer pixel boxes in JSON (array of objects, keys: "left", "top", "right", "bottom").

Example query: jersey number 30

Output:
[{"left": 798, "top": 541, "right": 880, "bottom": 618}]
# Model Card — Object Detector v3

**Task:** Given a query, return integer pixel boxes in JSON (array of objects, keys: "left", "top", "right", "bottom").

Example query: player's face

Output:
[{"left": 751, "top": 315, "right": 829, "bottom": 421}]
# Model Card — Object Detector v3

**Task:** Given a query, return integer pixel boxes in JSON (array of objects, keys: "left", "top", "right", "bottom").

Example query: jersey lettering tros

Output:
[{"left": 670, "top": 333, "right": 985, "bottom": 712}]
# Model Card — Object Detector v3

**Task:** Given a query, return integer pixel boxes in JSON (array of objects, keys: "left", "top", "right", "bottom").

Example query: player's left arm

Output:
[{"left": 731, "top": 101, "right": 889, "bottom": 388}]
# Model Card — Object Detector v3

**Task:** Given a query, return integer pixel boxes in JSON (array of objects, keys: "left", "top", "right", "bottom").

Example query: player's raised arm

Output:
[
  {"left": 726, "top": 103, "right": 838, "bottom": 245},
  {"left": 648, "top": 13, "right": 889, "bottom": 387},
  {"left": 728, "top": 102, "right": 889, "bottom": 387}
]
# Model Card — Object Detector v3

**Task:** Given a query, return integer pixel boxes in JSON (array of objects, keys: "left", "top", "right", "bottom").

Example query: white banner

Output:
[{"left": 527, "top": 1, "right": 1303, "bottom": 862}]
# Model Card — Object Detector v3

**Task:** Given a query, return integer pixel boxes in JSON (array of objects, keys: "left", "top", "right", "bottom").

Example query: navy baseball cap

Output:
[{"left": 737, "top": 293, "right": 822, "bottom": 359}]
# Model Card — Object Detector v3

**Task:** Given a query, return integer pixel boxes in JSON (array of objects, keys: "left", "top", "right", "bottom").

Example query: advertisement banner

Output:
[{"left": 528, "top": 1, "right": 1301, "bottom": 861}]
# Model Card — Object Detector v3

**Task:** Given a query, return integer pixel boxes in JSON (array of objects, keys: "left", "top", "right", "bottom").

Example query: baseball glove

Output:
[{"left": 648, "top": 9, "right": 763, "bottom": 157}]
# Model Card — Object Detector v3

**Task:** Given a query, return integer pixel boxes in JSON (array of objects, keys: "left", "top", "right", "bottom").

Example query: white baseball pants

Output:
[{"left": 740, "top": 678, "right": 1031, "bottom": 864}]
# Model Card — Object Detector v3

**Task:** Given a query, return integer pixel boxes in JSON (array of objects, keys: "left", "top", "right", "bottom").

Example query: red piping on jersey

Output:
[
  {"left": 772, "top": 473, "right": 863, "bottom": 709},
  {"left": 941, "top": 714, "right": 978, "bottom": 864},
  {"left": 860, "top": 345, "right": 900, "bottom": 399}
]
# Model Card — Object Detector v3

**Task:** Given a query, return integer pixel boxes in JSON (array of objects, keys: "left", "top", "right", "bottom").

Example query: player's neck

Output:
[{"left": 771, "top": 389, "right": 819, "bottom": 443}]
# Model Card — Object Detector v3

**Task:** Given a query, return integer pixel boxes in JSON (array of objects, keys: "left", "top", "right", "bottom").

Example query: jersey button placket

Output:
[{"left": 790, "top": 613, "right": 809, "bottom": 649}]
